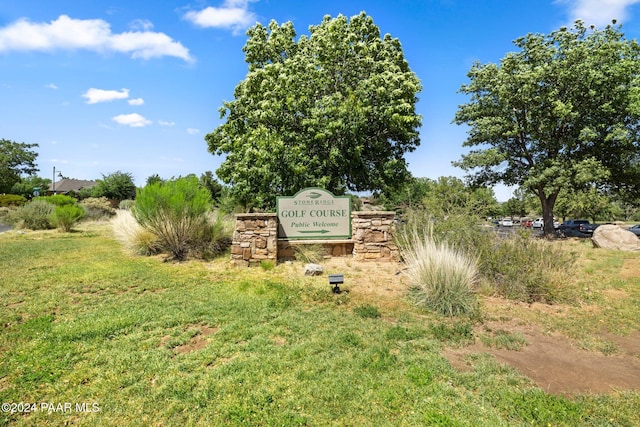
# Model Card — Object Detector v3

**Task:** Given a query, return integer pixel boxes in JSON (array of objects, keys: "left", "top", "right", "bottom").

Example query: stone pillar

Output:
[
  {"left": 230, "top": 213, "right": 278, "bottom": 266},
  {"left": 352, "top": 211, "right": 398, "bottom": 261}
]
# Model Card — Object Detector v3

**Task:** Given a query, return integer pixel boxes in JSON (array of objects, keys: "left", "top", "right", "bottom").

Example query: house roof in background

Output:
[{"left": 48, "top": 179, "right": 97, "bottom": 193}]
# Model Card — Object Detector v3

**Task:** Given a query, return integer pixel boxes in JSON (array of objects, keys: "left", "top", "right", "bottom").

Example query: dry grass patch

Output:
[{"left": 620, "top": 258, "right": 640, "bottom": 278}]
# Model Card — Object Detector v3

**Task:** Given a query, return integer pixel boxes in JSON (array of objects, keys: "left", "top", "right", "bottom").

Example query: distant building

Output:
[{"left": 48, "top": 179, "right": 97, "bottom": 195}]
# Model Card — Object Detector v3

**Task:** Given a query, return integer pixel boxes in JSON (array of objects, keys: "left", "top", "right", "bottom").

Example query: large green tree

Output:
[
  {"left": 421, "top": 176, "right": 501, "bottom": 219},
  {"left": 92, "top": 171, "right": 136, "bottom": 201},
  {"left": 0, "top": 139, "right": 39, "bottom": 194},
  {"left": 10, "top": 175, "right": 51, "bottom": 198},
  {"left": 454, "top": 22, "right": 640, "bottom": 235},
  {"left": 206, "top": 12, "right": 422, "bottom": 210}
]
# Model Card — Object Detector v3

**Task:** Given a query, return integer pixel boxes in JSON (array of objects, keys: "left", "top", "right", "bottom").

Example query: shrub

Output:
[
  {"left": 80, "top": 197, "right": 116, "bottom": 220},
  {"left": 398, "top": 225, "right": 478, "bottom": 316},
  {"left": 188, "top": 211, "right": 233, "bottom": 260},
  {"left": 7, "top": 200, "right": 55, "bottom": 230},
  {"left": 400, "top": 208, "right": 575, "bottom": 304},
  {"left": 118, "top": 199, "right": 134, "bottom": 210},
  {"left": 50, "top": 204, "right": 85, "bottom": 232},
  {"left": 34, "top": 194, "right": 77, "bottom": 206},
  {"left": 132, "top": 177, "right": 213, "bottom": 261},
  {"left": 481, "top": 231, "right": 575, "bottom": 303},
  {"left": 111, "top": 210, "right": 162, "bottom": 256},
  {"left": 0, "top": 194, "right": 27, "bottom": 207}
]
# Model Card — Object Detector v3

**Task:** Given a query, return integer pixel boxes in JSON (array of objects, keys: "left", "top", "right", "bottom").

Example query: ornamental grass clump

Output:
[
  {"left": 111, "top": 210, "right": 162, "bottom": 256},
  {"left": 399, "top": 226, "right": 478, "bottom": 316}
]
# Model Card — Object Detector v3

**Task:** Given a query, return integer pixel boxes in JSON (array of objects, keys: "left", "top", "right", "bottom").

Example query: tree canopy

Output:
[
  {"left": 92, "top": 171, "right": 136, "bottom": 201},
  {"left": 454, "top": 21, "right": 640, "bottom": 234},
  {"left": 0, "top": 139, "right": 39, "bottom": 194},
  {"left": 10, "top": 175, "right": 51, "bottom": 198},
  {"left": 206, "top": 12, "right": 422, "bottom": 210}
]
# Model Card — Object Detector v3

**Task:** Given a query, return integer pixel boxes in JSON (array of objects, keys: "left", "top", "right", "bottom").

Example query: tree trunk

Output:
[{"left": 538, "top": 189, "right": 558, "bottom": 236}]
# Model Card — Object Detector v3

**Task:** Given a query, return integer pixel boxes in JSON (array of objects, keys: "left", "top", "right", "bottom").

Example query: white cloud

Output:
[
  {"left": 45, "top": 83, "right": 58, "bottom": 89},
  {"left": 128, "top": 97, "right": 144, "bottom": 106},
  {"left": 184, "top": 0, "right": 256, "bottom": 34},
  {"left": 112, "top": 113, "right": 152, "bottom": 127},
  {"left": 83, "top": 88, "right": 129, "bottom": 104},
  {"left": 0, "top": 14, "right": 193, "bottom": 62},
  {"left": 129, "top": 19, "right": 154, "bottom": 31},
  {"left": 186, "top": 128, "right": 200, "bottom": 134},
  {"left": 159, "top": 120, "right": 175, "bottom": 126},
  {"left": 562, "top": 0, "right": 640, "bottom": 27}
]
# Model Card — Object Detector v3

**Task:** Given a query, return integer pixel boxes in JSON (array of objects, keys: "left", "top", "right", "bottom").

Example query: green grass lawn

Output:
[{"left": 1, "top": 223, "right": 639, "bottom": 426}]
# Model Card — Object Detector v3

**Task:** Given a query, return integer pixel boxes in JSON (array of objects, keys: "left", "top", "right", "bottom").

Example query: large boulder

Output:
[{"left": 591, "top": 224, "right": 640, "bottom": 251}]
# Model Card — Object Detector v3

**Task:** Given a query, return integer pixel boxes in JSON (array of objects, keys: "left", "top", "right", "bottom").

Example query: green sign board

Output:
[{"left": 276, "top": 188, "right": 351, "bottom": 239}]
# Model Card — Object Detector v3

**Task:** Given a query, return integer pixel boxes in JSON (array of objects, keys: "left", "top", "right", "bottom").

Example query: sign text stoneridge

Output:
[{"left": 276, "top": 188, "right": 351, "bottom": 239}]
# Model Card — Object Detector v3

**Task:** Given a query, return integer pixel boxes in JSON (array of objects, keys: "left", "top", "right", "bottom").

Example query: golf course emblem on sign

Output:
[{"left": 277, "top": 188, "right": 351, "bottom": 239}]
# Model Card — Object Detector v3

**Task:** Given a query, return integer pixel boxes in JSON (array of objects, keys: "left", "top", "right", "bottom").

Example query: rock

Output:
[
  {"left": 591, "top": 224, "right": 640, "bottom": 251},
  {"left": 304, "top": 263, "right": 324, "bottom": 276}
]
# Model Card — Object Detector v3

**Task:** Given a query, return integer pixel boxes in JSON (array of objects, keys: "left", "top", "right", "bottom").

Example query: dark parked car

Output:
[
  {"left": 628, "top": 224, "right": 640, "bottom": 237},
  {"left": 558, "top": 219, "right": 599, "bottom": 237}
]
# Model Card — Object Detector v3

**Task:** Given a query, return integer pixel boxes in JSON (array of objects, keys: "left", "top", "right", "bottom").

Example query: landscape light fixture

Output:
[
  {"left": 52, "top": 166, "right": 63, "bottom": 194},
  {"left": 329, "top": 274, "right": 344, "bottom": 294}
]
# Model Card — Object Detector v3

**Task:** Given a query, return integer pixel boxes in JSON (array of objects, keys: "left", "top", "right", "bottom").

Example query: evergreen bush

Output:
[
  {"left": 0, "top": 194, "right": 27, "bottom": 207},
  {"left": 35, "top": 194, "right": 77, "bottom": 206},
  {"left": 132, "top": 177, "right": 213, "bottom": 261},
  {"left": 50, "top": 204, "right": 85, "bottom": 232}
]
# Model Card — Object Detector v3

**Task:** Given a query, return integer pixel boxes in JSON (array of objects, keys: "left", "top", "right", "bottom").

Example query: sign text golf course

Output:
[{"left": 276, "top": 188, "right": 351, "bottom": 239}]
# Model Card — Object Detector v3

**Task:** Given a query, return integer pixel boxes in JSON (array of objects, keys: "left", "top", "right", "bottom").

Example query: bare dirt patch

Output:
[
  {"left": 163, "top": 324, "right": 219, "bottom": 355},
  {"left": 444, "top": 322, "right": 640, "bottom": 396},
  {"left": 325, "top": 259, "right": 640, "bottom": 396}
]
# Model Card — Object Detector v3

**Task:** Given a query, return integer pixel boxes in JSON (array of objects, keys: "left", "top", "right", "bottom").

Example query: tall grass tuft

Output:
[
  {"left": 399, "top": 225, "right": 478, "bottom": 316},
  {"left": 292, "top": 244, "right": 326, "bottom": 264},
  {"left": 111, "top": 210, "right": 162, "bottom": 256}
]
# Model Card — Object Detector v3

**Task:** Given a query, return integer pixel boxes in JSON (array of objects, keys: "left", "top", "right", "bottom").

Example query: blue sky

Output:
[{"left": 1, "top": 0, "right": 639, "bottom": 201}]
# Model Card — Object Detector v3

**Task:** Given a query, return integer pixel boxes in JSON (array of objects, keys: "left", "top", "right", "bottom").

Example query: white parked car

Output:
[
  {"left": 532, "top": 218, "right": 560, "bottom": 229},
  {"left": 501, "top": 217, "right": 514, "bottom": 227}
]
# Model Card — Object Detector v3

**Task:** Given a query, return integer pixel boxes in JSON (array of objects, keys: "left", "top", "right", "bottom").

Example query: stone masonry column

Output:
[
  {"left": 351, "top": 211, "right": 398, "bottom": 261},
  {"left": 230, "top": 213, "right": 278, "bottom": 266}
]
